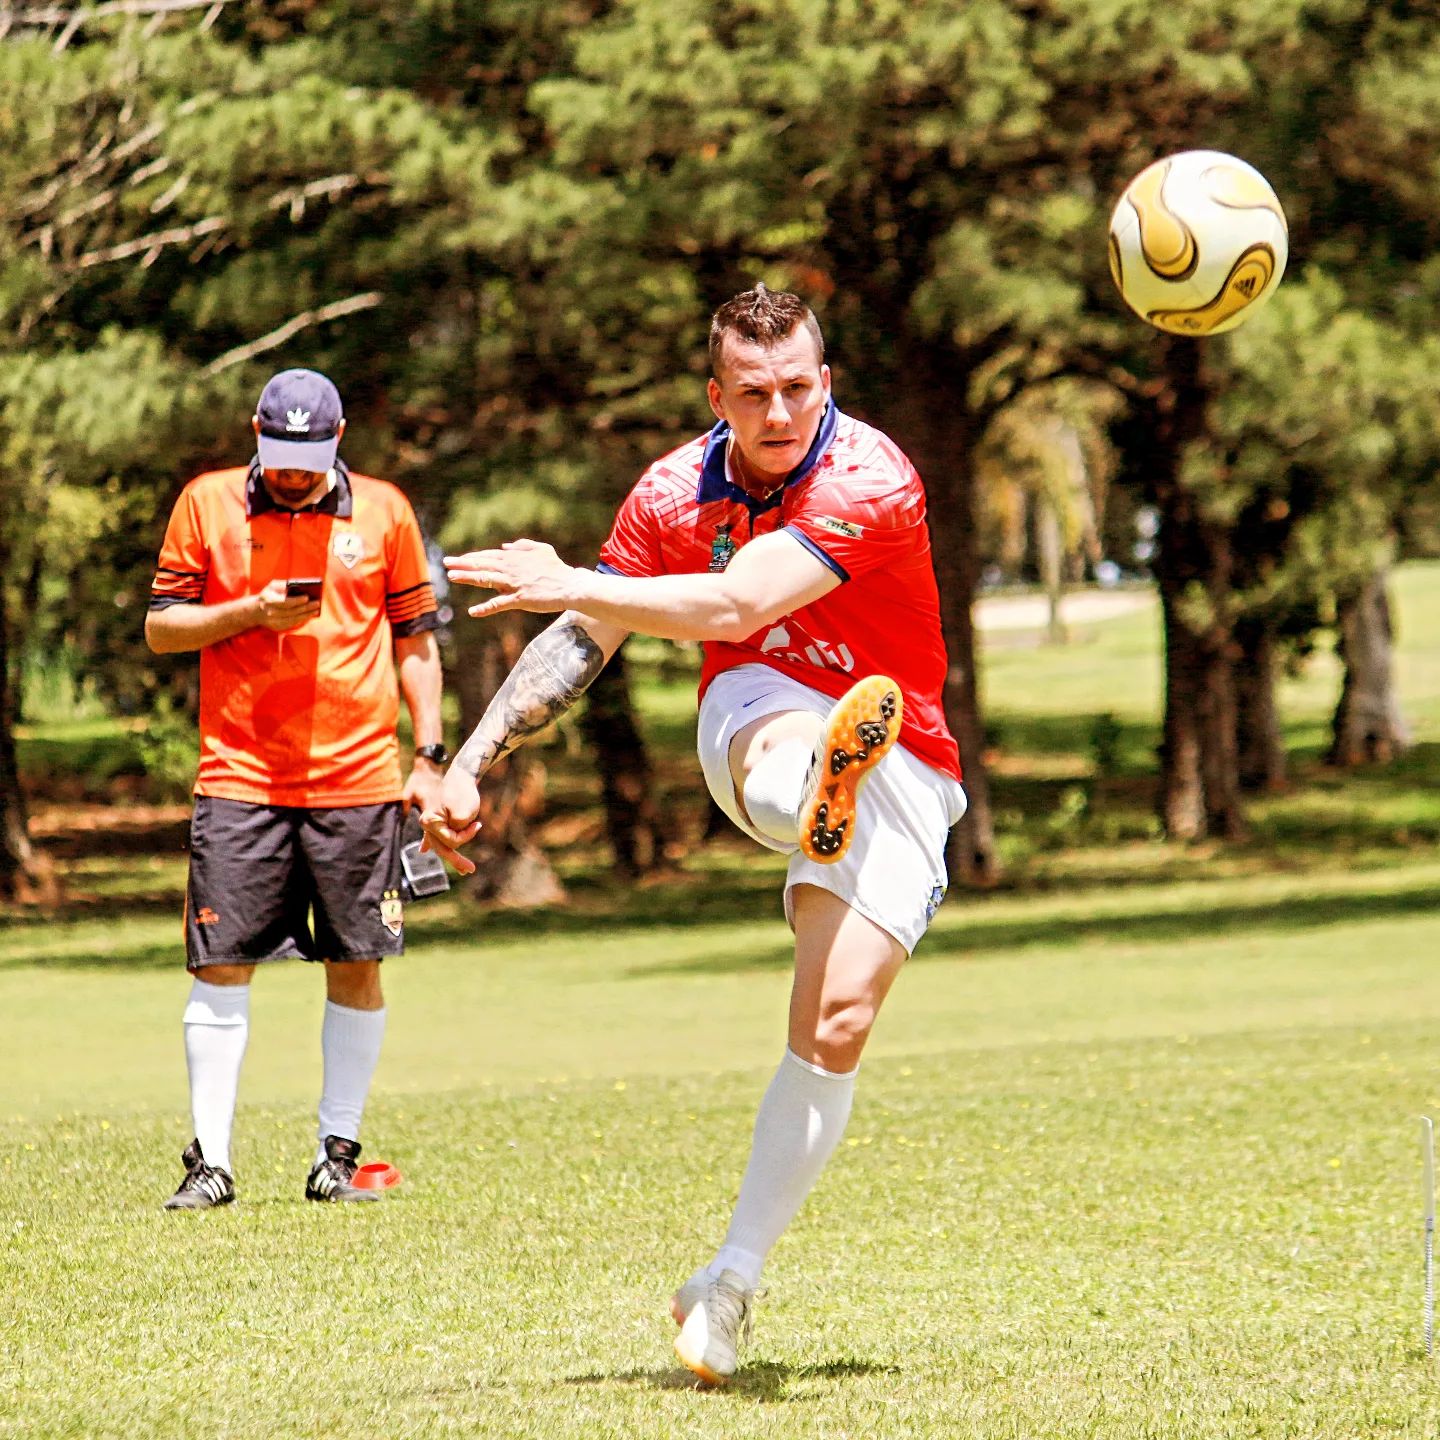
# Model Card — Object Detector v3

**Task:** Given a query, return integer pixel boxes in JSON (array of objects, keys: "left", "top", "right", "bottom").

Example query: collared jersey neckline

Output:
[
  {"left": 245, "top": 457, "right": 354, "bottom": 518},
  {"left": 695, "top": 400, "right": 839, "bottom": 514}
]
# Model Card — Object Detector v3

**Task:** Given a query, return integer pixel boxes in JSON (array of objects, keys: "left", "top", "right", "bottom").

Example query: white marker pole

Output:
[{"left": 1423, "top": 1116, "right": 1435, "bottom": 1358}]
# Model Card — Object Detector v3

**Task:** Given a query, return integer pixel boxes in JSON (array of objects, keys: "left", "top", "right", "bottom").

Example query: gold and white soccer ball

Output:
[{"left": 1108, "top": 150, "right": 1288, "bottom": 336}]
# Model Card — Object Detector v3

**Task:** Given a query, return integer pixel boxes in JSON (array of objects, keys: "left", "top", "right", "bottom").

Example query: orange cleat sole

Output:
[
  {"left": 674, "top": 1336, "right": 728, "bottom": 1387},
  {"left": 797, "top": 675, "right": 903, "bottom": 865}
]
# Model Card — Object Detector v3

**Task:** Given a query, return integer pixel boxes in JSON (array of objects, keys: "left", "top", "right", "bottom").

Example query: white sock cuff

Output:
[
  {"left": 323, "top": 999, "right": 387, "bottom": 1027},
  {"left": 742, "top": 737, "right": 814, "bottom": 843},
  {"left": 183, "top": 978, "right": 250, "bottom": 1027},
  {"left": 784, "top": 1046, "right": 859, "bottom": 1082}
]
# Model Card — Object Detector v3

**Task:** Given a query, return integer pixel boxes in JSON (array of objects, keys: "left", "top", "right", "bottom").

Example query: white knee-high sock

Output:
[
  {"left": 182, "top": 978, "right": 250, "bottom": 1174},
  {"left": 710, "top": 1049, "right": 858, "bottom": 1288},
  {"left": 316, "top": 1001, "right": 387, "bottom": 1164},
  {"left": 742, "top": 737, "right": 815, "bottom": 844}
]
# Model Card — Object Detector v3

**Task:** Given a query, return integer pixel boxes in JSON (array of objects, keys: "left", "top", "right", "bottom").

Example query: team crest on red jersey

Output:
[{"left": 708, "top": 524, "right": 736, "bottom": 572}]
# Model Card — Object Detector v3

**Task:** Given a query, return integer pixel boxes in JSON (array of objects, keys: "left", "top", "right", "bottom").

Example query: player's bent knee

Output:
[
  {"left": 801, "top": 999, "right": 877, "bottom": 1071},
  {"left": 324, "top": 959, "right": 384, "bottom": 1010}
]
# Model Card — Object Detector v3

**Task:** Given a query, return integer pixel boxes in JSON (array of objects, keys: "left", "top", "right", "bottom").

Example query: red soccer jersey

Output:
[{"left": 598, "top": 405, "right": 961, "bottom": 780}]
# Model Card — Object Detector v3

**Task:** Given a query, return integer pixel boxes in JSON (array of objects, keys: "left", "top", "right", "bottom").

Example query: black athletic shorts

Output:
[{"left": 184, "top": 797, "right": 405, "bottom": 969}]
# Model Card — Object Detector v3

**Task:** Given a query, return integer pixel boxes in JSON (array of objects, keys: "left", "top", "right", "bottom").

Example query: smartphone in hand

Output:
[{"left": 285, "top": 578, "right": 324, "bottom": 602}]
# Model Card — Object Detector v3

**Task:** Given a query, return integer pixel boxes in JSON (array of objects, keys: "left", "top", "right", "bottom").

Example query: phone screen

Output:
[{"left": 286, "top": 578, "right": 324, "bottom": 602}]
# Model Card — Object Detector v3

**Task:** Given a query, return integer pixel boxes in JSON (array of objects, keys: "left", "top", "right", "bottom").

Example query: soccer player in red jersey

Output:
[{"left": 421, "top": 286, "right": 966, "bottom": 1383}]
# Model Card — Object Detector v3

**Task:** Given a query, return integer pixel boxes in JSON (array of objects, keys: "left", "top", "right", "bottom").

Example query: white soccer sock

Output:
[
  {"left": 710, "top": 1048, "right": 858, "bottom": 1289},
  {"left": 315, "top": 1001, "right": 387, "bottom": 1165},
  {"left": 741, "top": 737, "right": 815, "bottom": 844},
  {"left": 182, "top": 978, "right": 250, "bottom": 1174}
]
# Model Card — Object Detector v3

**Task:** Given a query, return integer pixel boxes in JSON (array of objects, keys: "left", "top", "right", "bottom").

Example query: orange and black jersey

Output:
[{"left": 149, "top": 461, "right": 439, "bottom": 808}]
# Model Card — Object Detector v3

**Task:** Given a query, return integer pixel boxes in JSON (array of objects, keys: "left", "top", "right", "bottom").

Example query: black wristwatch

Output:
[{"left": 414, "top": 743, "right": 449, "bottom": 765}]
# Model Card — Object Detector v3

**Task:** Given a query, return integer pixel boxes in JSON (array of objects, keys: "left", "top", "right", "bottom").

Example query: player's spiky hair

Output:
[{"left": 709, "top": 282, "right": 825, "bottom": 377}]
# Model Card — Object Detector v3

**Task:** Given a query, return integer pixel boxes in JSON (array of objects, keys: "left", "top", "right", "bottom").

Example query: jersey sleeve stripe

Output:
[
  {"left": 150, "top": 573, "right": 206, "bottom": 604},
  {"left": 386, "top": 586, "right": 438, "bottom": 622},
  {"left": 783, "top": 524, "right": 850, "bottom": 583},
  {"left": 387, "top": 603, "right": 437, "bottom": 625},
  {"left": 385, "top": 581, "right": 432, "bottom": 600},
  {"left": 386, "top": 587, "right": 435, "bottom": 610},
  {"left": 391, "top": 611, "right": 441, "bottom": 638}
]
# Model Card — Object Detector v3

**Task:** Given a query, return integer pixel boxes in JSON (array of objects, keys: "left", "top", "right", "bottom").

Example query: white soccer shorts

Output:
[{"left": 697, "top": 664, "right": 968, "bottom": 955}]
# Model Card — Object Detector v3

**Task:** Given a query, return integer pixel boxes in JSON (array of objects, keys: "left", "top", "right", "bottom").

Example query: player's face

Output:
[
  {"left": 261, "top": 468, "right": 330, "bottom": 506},
  {"left": 708, "top": 326, "right": 831, "bottom": 484}
]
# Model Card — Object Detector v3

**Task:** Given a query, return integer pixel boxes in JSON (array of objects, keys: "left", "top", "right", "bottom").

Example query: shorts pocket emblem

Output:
[{"left": 380, "top": 889, "right": 404, "bottom": 937}]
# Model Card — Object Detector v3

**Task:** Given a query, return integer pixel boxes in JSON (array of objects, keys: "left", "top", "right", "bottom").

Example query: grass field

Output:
[{"left": 4, "top": 568, "right": 1440, "bottom": 1437}]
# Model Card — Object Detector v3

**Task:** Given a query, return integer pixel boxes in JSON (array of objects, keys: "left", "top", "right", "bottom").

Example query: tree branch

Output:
[
  {"left": 2, "top": 0, "right": 243, "bottom": 50},
  {"left": 73, "top": 214, "right": 224, "bottom": 267},
  {"left": 267, "top": 173, "right": 361, "bottom": 223},
  {"left": 202, "top": 292, "right": 385, "bottom": 376}
]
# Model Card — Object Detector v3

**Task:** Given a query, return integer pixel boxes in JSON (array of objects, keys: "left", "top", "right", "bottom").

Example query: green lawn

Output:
[
  {"left": 5, "top": 863, "right": 1440, "bottom": 1437},
  {"left": 3, "top": 566, "right": 1440, "bottom": 1436}
]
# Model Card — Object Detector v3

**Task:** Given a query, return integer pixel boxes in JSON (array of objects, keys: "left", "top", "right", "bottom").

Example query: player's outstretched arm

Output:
[
  {"left": 418, "top": 611, "right": 628, "bottom": 874},
  {"left": 445, "top": 530, "right": 838, "bottom": 644}
]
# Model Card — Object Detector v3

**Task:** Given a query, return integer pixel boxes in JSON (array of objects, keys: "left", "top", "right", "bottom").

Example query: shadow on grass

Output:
[
  {"left": 564, "top": 1357, "right": 898, "bottom": 1400},
  {"left": 625, "top": 873, "right": 1440, "bottom": 978},
  {"left": 10, "top": 863, "right": 1440, "bottom": 977}
]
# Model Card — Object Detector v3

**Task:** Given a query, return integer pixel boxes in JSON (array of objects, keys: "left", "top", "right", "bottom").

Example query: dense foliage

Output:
[{"left": 5, "top": 0, "right": 1440, "bottom": 892}]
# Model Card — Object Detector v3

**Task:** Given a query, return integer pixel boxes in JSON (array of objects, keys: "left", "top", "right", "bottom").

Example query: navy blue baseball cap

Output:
[{"left": 255, "top": 368, "right": 343, "bottom": 473}]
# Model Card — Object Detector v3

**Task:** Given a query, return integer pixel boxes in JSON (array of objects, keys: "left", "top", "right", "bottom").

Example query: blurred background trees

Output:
[{"left": 4, "top": 0, "right": 1440, "bottom": 900}]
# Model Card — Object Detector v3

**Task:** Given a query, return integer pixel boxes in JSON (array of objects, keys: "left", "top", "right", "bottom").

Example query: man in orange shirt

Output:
[{"left": 147, "top": 368, "right": 445, "bottom": 1210}]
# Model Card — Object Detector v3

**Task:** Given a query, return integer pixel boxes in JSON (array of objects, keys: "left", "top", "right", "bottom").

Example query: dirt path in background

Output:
[{"left": 975, "top": 588, "right": 1156, "bottom": 632}]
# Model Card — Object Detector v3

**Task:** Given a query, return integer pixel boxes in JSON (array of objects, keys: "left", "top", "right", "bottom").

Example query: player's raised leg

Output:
[
  {"left": 674, "top": 885, "right": 905, "bottom": 1383},
  {"left": 729, "top": 674, "right": 903, "bottom": 864}
]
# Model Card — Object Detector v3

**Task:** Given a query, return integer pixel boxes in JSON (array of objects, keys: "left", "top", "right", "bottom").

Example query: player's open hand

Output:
[
  {"left": 418, "top": 768, "right": 483, "bottom": 876},
  {"left": 253, "top": 578, "right": 320, "bottom": 632},
  {"left": 444, "top": 540, "right": 577, "bottom": 620}
]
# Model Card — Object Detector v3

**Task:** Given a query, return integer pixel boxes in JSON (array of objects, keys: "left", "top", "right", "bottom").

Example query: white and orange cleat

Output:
[
  {"left": 670, "top": 1266, "right": 710, "bottom": 1327},
  {"left": 673, "top": 1269, "right": 757, "bottom": 1385},
  {"left": 797, "top": 674, "right": 903, "bottom": 865}
]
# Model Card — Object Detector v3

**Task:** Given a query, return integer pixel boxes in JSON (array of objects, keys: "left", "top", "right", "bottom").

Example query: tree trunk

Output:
[
  {"left": 885, "top": 349, "right": 998, "bottom": 887},
  {"left": 578, "top": 645, "right": 664, "bottom": 876},
  {"left": 450, "top": 613, "right": 565, "bottom": 908},
  {"left": 0, "top": 534, "right": 53, "bottom": 905},
  {"left": 1036, "top": 497, "right": 1067, "bottom": 645},
  {"left": 1234, "top": 617, "right": 1286, "bottom": 792},
  {"left": 1329, "top": 570, "right": 1410, "bottom": 766},
  {"left": 1149, "top": 340, "right": 1247, "bottom": 842},
  {"left": 1158, "top": 582, "right": 1206, "bottom": 840}
]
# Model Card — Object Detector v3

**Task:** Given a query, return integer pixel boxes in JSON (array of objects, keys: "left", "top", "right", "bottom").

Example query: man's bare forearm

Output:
[
  {"left": 145, "top": 596, "right": 259, "bottom": 655},
  {"left": 453, "top": 618, "right": 606, "bottom": 779},
  {"left": 395, "top": 632, "right": 444, "bottom": 749}
]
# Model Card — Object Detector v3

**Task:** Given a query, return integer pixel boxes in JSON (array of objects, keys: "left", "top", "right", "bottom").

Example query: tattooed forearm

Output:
[{"left": 453, "top": 620, "right": 606, "bottom": 779}]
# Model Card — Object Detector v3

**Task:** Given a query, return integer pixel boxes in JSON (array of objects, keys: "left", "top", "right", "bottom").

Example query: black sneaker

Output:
[
  {"left": 163, "top": 1139, "right": 235, "bottom": 1211},
  {"left": 305, "top": 1135, "right": 381, "bottom": 1203}
]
